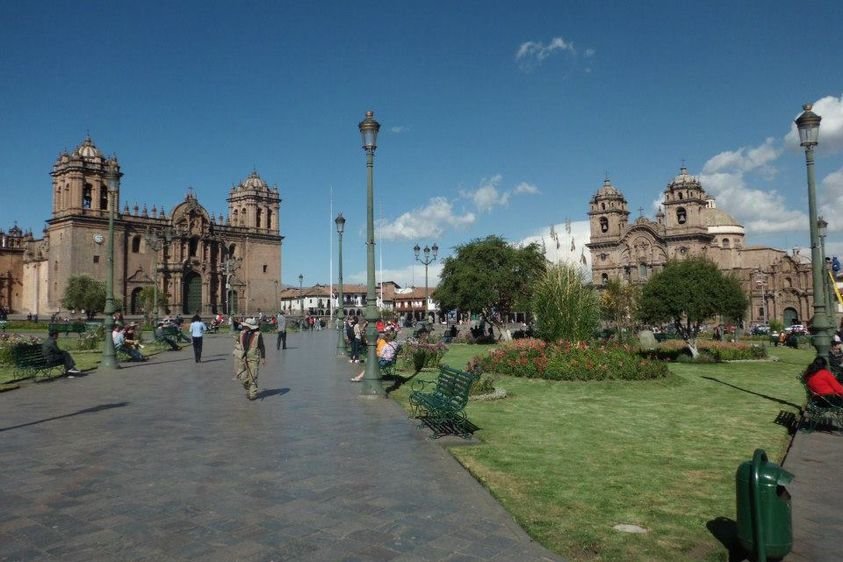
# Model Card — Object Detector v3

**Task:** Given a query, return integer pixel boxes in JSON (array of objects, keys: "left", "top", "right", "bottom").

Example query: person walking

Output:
[
  {"left": 275, "top": 310, "right": 287, "bottom": 350},
  {"left": 189, "top": 314, "right": 207, "bottom": 363},
  {"left": 235, "top": 318, "right": 265, "bottom": 400},
  {"left": 42, "top": 330, "right": 81, "bottom": 377}
]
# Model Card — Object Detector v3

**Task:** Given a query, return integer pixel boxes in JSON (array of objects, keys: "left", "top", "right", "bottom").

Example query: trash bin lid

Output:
[{"left": 760, "top": 464, "right": 794, "bottom": 487}]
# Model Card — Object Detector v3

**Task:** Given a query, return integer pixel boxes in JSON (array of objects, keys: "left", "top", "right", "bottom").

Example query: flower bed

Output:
[
  {"left": 0, "top": 333, "right": 44, "bottom": 364},
  {"left": 469, "top": 339, "right": 669, "bottom": 381}
]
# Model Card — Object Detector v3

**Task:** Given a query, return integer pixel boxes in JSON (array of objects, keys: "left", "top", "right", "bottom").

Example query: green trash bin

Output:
[{"left": 736, "top": 448, "right": 794, "bottom": 560}]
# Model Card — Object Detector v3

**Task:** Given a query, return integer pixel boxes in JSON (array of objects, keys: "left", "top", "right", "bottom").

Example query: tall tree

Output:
[
  {"left": 433, "top": 235, "right": 546, "bottom": 340},
  {"left": 600, "top": 278, "right": 640, "bottom": 342},
  {"left": 638, "top": 257, "right": 748, "bottom": 356},
  {"left": 61, "top": 275, "right": 106, "bottom": 319},
  {"left": 532, "top": 262, "right": 600, "bottom": 343}
]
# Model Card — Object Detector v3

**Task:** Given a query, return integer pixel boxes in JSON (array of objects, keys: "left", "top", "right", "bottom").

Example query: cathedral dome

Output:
[
  {"left": 239, "top": 171, "right": 269, "bottom": 191},
  {"left": 596, "top": 178, "right": 620, "bottom": 197},
  {"left": 74, "top": 136, "right": 102, "bottom": 159},
  {"left": 703, "top": 207, "right": 741, "bottom": 228},
  {"left": 667, "top": 166, "right": 702, "bottom": 190}
]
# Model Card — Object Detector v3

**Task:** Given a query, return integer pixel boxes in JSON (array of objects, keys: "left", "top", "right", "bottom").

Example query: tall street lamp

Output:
[
  {"left": 359, "top": 110, "right": 383, "bottom": 397},
  {"left": 143, "top": 225, "right": 173, "bottom": 326},
  {"left": 753, "top": 271, "right": 768, "bottom": 326},
  {"left": 796, "top": 103, "right": 833, "bottom": 359},
  {"left": 223, "top": 256, "right": 241, "bottom": 316},
  {"left": 335, "top": 212, "right": 347, "bottom": 355},
  {"left": 414, "top": 242, "right": 438, "bottom": 323},
  {"left": 101, "top": 165, "right": 121, "bottom": 369},
  {"left": 298, "top": 273, "right": 304, "bottom": 317},
  {"left": 818, "top": 216, "right": 836, "bottom": 329}
]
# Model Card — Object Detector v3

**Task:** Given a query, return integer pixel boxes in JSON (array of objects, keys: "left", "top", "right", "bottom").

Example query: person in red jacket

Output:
[{"left": 804, "top": 356, "right": 843, "bottom": 406}]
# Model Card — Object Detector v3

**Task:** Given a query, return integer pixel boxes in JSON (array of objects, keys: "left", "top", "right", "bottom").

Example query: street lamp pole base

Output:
[{"left": 359, "top": 380, "right": 385, "bottom": 397}]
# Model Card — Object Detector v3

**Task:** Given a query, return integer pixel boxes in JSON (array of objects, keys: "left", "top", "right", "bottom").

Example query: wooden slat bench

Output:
[
  {"left": 11, "top": 343, "right": 65, "bottom": 381},
  {"left": 408, "top": 365, "right": 479, "bottom": 438}
]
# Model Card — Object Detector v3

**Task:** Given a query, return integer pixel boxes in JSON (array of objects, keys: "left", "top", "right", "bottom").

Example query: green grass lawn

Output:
[{"left": 392, "top": 343, "right": 812, "bottom": 561}]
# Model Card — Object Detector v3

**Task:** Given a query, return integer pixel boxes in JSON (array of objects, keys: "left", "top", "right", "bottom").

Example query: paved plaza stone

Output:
[
  {"left": 0, "top": 330, "right": 560, "bottom": 561},
  {"left": 783, "top": 428, "right": 843, "bottom": 562}
]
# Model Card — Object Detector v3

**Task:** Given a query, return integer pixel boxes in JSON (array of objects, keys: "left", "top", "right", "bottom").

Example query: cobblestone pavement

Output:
[
  {"left": 0, "top": 330, "right": 560, "bottom": 561},
  {"left": 783, "top": 428, "right": 843, "bottom": 562}
]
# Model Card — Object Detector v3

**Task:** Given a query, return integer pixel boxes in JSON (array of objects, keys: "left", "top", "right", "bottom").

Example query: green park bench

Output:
[
  {"left": 259, "top": 322, "right": 276, "bottom": 333},
  {"left": 48, "top": 322, "right": 87, "bottom": 336},
  {"left": 800, "top": 377, "right": 843, "bottom": 432},
  {"left": 408, "top": 365, "right": 479, "bottom": 439},
  {"left": 11, "top": 343, "right": 65, "bottom": 381}
]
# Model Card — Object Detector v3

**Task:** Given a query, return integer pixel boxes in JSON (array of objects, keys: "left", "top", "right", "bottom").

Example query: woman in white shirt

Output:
[{"left": 189, "top": 314, "right": 207, "bottom": 363}]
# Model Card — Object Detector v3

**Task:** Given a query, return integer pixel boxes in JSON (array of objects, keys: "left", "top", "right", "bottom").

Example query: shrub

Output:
[
  {"left": 78, "top": 326, "right": 105, "bottom": 350},
  {"left": 474, "top": 338, "right": 669, "bottom": 381},
  {"left": 0, "top": 333, "right": 44, "bottom": 364},
  {"left": 531, "top": 263, "right": 600, "bottom": 342},
  {"left": 469, "top": 374, "right": 498, "bottom": 396},
  {"left": 650, "top": 339, "right": 767, "bottom": 362},
  {"left": 400, "top": 341, "right": 448, "bottom": 373}
]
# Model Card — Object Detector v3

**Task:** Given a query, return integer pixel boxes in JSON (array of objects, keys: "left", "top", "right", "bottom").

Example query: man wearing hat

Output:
[{"left": 235, "top": 318, "right": 266, "bottom": 400}]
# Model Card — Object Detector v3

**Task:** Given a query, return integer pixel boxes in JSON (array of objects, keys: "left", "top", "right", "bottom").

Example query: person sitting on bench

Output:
[
  {"left": 113, "top": 325, "right": 147, "bottom": 362},
  {"left": 804, "top": 356, "right": 843, "bottom": 406},
  {"left": 42, "top": 330, "right": 81, "bottom": 376},
  {"left": 155, "top": 322, "right": 180, "bottom": 351}
]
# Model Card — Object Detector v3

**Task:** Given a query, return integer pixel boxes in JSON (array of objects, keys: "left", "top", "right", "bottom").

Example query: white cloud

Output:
[
  {"left": 702, "top": 137, "right": 780, "bottom": 179},
  {"left": 377, "top": 197, "right": 475, "bottom": 241},
  {"left": 390, "top": 126, "right": 408, "bottom": 134},
  {"left": 584, "top": 48, "right": 595, "bottom": 57},
  {"left": 515, "top": 36, "right": 581, "bottom": 71},
  {"left": 460, "top": 175, "right": 539, "bottom": 213},
  {"left": 514, "top": 182, "right": 540, "bottom": 195},
  {"left": 821, "top": 166, "right": 843, "bottom": 231},
  {"left": 518, "top": 220, "right": 592, "bottom": 272},
  {"left": 697, "top": 139, "right": 806, "bottom": 233},
  {"left": 785, "top": 94, "right": 843, "bottom": 153}
]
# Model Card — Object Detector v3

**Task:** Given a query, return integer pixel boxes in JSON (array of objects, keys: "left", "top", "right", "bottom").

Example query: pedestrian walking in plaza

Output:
[
  {"left": 189, "top": 314, "right": 207, "bottom": 363},
  {"left": 275, "top": 310, "right": 287, "bottom": 350},
  {"left": 235, "top": 318, "right": 265, "bottom": 400},
  {"left": 42, "top": 330, "right": 81, "bottom": 376}
]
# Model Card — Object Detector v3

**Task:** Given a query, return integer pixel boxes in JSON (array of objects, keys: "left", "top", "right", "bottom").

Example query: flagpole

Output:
[{"left": 330, "top": 189, "right": 333, "bottom": 322}]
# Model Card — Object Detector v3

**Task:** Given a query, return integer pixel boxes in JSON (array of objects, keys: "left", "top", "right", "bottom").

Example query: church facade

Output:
[
  {"left": 2, "top": 136, "right": 283, "bottom": 317},
  {"left": 586, "top": 167, "right": 820, "bottom": 327}
]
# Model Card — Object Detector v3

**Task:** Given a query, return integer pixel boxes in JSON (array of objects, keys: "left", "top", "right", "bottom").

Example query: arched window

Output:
[
  {"left": 677, "top": 207, "right": 687, "bottom": 224},
  {"left": 229, "top": 244, "right": 236, "bottom": 257},
  {"left": 83, "top": 184, "right": 93, "bottom": 209},
  {"left": 722, "top": 238, "right": 730, "bottom": 249},
  {"left": 189, "top": 237, "right": 199, "bottom": 257},
  {"left": 601, "top": 273, "right": 608, "bottom": 285},
  {"left": 678, "top": 192, "right": 683, "bottom": 200},
  {"left": 266, "top": 209, "right": 273, "bottom": 230},
  {"left": 601, "top": 202, "right": 606, "bottom": 210},
  {"left": 256, "top": 208, "right": 262, "bottom": 228},
  {"left": 785, "top": 277, "right": 792, "bottom": 288},
  {"left": 600, "top": 217, "right": 609, "bottom": 232},
  {"left": 131, "top": 236, "right": 141, "bottom": 253},
  {"left": 99, "top": 185, "right": 108, "bottom": 210},
  {"left": 232, "top": 209, "right": 239, "bottom": 225},
  {"left": 240, "top": 207, "right": 247, "bottom": 225}
]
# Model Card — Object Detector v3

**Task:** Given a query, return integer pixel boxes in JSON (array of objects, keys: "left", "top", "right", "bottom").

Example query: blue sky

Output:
[{"left": 2, "top": 0, "right": 842, "bottom": 289}]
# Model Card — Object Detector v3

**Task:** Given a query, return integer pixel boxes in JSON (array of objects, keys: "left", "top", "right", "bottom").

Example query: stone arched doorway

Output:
[
  {"left": 783, "top": 307, "right": 799, "bottom": 327},
  {"left": 130, "top": 287, "right": 143, "bottom": 315},
  {"left": 183, "top": 271, "right": 202, "bottom": 315}
]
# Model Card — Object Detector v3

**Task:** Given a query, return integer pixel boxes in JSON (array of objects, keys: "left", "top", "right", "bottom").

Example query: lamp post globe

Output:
[
  {"left": 796, "top": 103, "right": 833, "bottom": 359},
  {"left": 358, "top": 111, "right": 384, "bottom": 396},
  {"left": 335, "top": 212, "right": 347, "bottom": 354},
  {"left": 414, "top": 242, "right": 439, "bottom": 324}
]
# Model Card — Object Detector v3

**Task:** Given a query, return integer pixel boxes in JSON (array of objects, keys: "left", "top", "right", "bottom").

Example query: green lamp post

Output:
[
  {"left": 817, "top": 216, "right": 837, "bottom": 330},
  {"left": 359, "top": 110, "right": 384, "bottom": 397},
  {"left": 335, "top": 212, "right": 347, "bottom": 355},
  {"left": 101, "top": 164, "right": 121, "bottom": 369},
  {"left": 298, "top": 273, "right": 304, "bottom": 318},
  {"left": 795, "top": 103, "right": 833, "bottom": 359},
  {"left": 414, "top": 242, "right": 438, "bottom": 323}
]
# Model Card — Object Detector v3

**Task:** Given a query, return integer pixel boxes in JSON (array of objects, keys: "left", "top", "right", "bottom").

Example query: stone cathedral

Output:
[
  {"left": 586, "top": 167, "right": 821, "bottom": 327},
  {"left": 1, "top": 136, "right": 283, "bottom": 317}
]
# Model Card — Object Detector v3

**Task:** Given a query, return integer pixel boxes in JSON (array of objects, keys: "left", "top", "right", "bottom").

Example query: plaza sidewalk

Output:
[
  {"left": 0, "top": 330, "right": 560, "bottom": 561},
  {"left": 782, "top": 427, "right": 843, "bottom": 562}
]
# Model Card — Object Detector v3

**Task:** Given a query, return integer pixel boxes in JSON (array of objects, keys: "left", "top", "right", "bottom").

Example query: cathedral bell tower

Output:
[
  {"left": 588, "top": 178, "right": 629, "bottom": 241},
  {"left": 661, "top": 167, "right": 707, "bottom": 231},
  {"left": 226, "top": 171, "right": 281, "bottom": 232},
  {"left": 50, "top": 136, "right": 121, "bottom": 219}
]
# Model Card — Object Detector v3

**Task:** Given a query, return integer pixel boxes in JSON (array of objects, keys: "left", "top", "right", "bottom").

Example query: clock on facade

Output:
[{"left": 93, "top": 233, "right": 104, "bottom": 245}]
